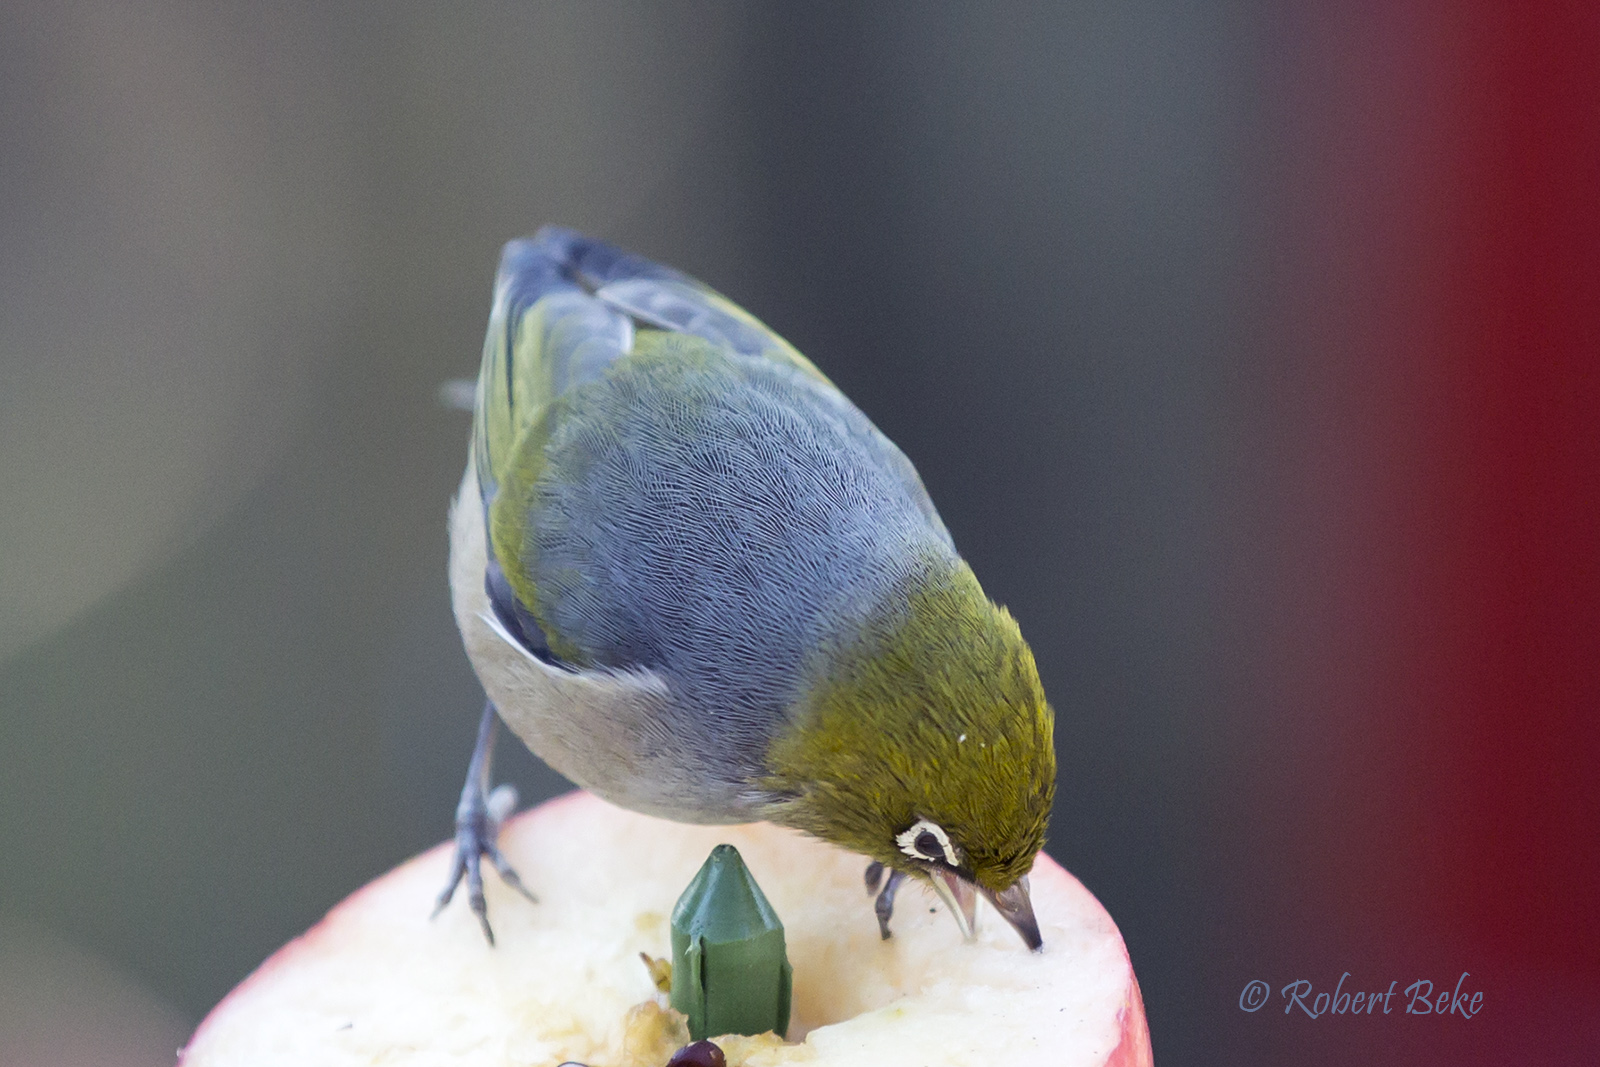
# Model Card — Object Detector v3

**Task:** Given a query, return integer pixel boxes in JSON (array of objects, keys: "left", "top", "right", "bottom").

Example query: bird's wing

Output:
[
  {"left": 472, "top": 233, "right": 630, "bottom": 510},
  {"left": 471, "top": 228, "right": 839, "bottom": 667},
  {"left": 473, "top": 228, "right": 829, "bottom": 508}
]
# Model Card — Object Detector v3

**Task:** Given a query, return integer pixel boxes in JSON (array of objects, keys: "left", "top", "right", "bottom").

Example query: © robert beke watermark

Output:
[{"left": 1238, "top": 972, "right": 1483, "bottom": 1018}]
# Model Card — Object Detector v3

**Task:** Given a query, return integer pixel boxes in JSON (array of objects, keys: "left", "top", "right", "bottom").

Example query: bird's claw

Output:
[
  {"left": 873, "top": 867, "right": 906, "bottom": 940},
  {"left": 432, "top": 781, "right": 537, "bottom": 945}
]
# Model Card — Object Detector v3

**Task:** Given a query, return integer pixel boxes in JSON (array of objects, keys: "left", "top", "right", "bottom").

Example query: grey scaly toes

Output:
[{"left": 432, "top": 703, "right": 538, "bottom": 944}]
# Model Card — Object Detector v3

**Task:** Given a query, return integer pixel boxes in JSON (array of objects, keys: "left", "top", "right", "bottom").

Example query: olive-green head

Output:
[{"left": 762, "top": 557, "right": 1056, "bottom": 948}]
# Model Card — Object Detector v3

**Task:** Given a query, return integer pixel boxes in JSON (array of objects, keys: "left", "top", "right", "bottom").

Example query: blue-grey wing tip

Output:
[
  {"left": 501, "top": 228, "right": 688, "bottom": 293},
  {"left": 494, "top": 237, "right": 573, "bottom": 311}
]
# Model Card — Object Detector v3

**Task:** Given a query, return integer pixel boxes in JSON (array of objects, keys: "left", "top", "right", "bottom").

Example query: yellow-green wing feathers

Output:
[{"left": 592, "top": 275, "right": 830, "bottom": 387}]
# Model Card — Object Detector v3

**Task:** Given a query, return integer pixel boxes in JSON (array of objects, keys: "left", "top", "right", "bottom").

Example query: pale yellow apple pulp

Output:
[{"left": 181, "top": 791, "right": 1152, "bottom": 1067}]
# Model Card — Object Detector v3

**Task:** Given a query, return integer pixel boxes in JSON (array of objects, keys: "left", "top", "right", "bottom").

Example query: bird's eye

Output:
[{"left": 896, "top": 818, "right": 959, "bottom": 866}]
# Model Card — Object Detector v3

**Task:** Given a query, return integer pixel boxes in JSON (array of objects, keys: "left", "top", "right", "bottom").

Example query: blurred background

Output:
[{"left": 2, "top": 2, "right": 1596, "bottom": 1064}]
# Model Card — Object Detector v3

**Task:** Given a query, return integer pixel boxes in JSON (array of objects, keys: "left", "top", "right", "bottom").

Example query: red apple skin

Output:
[
  {"left": 1107, "top": 975, "right": 1153, "bottom": 1067},
  {"left": 181, "top": 791, "right": 1153, "bottom": 1067}
]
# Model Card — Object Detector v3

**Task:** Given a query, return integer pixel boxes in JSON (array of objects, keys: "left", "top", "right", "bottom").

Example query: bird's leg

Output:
[
  {"left": 864, "top": 860, "right": 885, "bottom": 895},
  {"left": 873, "top": 868, "right": 907, "bottom": 940},
  {"left": 431, "top": 701, "right": 537, "bottom": 944}
]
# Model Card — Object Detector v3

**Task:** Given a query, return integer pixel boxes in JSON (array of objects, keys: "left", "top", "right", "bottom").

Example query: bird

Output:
[{"left": 436, "top": 228, "right": 1055, "bottom": 951}]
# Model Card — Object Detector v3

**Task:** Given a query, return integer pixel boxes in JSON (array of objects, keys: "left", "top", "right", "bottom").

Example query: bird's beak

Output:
[
  {"left": 928, "top": 868, "right": 979, "bottom": 940},
  {"left": 982, "top": 876, "right": 1042, "bottom": 951}
]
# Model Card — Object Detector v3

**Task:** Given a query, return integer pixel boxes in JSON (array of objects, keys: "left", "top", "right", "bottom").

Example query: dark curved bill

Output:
[{"left": 983, "top": 876, "right": 1043, "bottom": 951}]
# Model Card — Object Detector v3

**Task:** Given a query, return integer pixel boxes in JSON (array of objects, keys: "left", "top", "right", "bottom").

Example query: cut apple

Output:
[{"left": 180, "top": 791, "right": 1151, "bottom": 1066}]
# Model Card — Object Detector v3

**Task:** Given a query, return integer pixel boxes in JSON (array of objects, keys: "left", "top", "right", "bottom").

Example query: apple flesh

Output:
[{"left": 180, "top": 791, "right": 1151, "bottom": 1066}]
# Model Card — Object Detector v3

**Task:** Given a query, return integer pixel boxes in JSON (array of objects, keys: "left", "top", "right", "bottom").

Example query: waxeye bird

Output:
[{"left": 436, "top": 229, "right": 1055, "bottom": 950}]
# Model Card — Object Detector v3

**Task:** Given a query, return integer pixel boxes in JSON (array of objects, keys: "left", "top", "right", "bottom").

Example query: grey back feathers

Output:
[
  {"left": 534, "top": 343, "right": 955, "bottom": 775},
  {"left": 472, "top": 229, "right": 956, "bottom": 804}
]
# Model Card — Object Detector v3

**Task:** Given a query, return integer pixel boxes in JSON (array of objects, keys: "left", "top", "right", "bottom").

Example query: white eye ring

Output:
[{"left": 896, "top": 818, "right": 959, "bottom": 867}]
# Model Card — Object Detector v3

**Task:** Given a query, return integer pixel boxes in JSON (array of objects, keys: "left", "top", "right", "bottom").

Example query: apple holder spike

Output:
[{"left": 670, "top": 844, "right": 793, "bottom": 1041}]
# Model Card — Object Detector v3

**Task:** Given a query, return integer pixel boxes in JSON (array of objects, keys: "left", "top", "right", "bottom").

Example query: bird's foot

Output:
[
  {"left": 431, "top": 780, "right": 537, "bottom": 945},
  {"left": 870, "top": 865, "right": 906, "bottom": 940}
]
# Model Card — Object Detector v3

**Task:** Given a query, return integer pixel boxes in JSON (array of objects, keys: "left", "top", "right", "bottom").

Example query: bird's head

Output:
[{"left": 761, "top": 558, "right": 1056, "bottom": 949}]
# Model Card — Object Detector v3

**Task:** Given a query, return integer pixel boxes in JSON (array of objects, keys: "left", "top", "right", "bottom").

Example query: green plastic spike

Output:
[{"left": 670, "top": 844, "right": 792, "bottom": 1041}]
